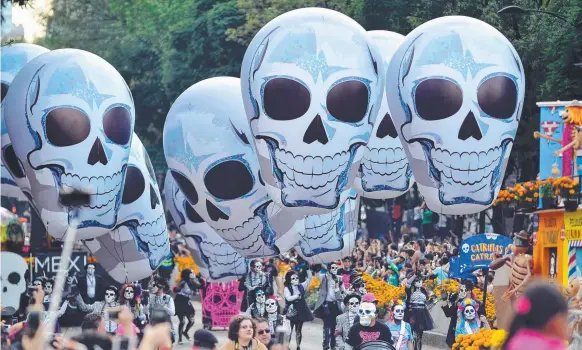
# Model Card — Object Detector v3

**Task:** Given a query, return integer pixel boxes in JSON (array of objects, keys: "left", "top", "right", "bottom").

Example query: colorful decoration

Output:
[
  {"left": 362, "top": 273, "right": 405, "bottom": 310},
  {"left": 201, "top": 281, "right": 244, "bottom": 329},
  {"left": 452, "top": 328, "right": 508, "bottom": 350}
]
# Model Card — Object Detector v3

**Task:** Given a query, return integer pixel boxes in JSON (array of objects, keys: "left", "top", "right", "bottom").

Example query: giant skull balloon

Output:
[
  {"left": 240, "top": 8, "right": 384, "bottom": 214},
  {"left": 295, "top": 189, "right": 360, "bottom": 263},
  {"left": 354, "top": 31, "right": 415, "bottom": 199},
  {"left": 164, "top": 77, "right": 302, "bottom": 258},
  {"left": 1, "top": 44, "right": 49, "bottom": 202},
  {"left": 385, "top": 17, "right": 524, "bottom": 214},
  {"left": 164, "top": 171, "right": 248, "bottom": 281},
  {"left": 4, "top": 49, "right": 134, "bottom": 239}
]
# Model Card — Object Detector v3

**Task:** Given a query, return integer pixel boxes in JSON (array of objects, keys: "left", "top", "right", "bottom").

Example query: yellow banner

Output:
[
  {"left": 538, "top": 212, "right": 563, "bottom": 246},
  {"left": 564, "top": 211, "right": 582, "bottom": 240}
]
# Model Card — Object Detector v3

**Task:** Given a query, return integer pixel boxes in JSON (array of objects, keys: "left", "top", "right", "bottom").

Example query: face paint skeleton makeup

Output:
[
  {"left": 124, "top": 287, "right": 135, "bottom": 300},
  {"left": 464, "top": 305, "right": 476, "bottom": 321},
  {"left": 266, "top": 298, "right": 278, "bottom": 314},
  {"left": 348, "top": 297, "right": 360, "bottom": 314},
  {"left": 393, "top": 304, "right": 405, "bottom": 321},
  {"left": 329, "top": 264, "right": 339, "bottom": 276},
  {"left": 291, "top": 274, "right": 300, "bottom": 286},
  {"left": 105, "top": 290, "right": 117, "bottom": 304}
]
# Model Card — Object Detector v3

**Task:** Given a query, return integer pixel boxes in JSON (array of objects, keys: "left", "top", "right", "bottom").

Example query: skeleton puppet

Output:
[
  {"left": 385, "top": 16, "right": 525, "bottom": 215},
  {"left": 490, "top": 230, "right": 532, "bottom": 302},
  {"left": 163, "top": 77, "right": 302, "bottom": 258},
  {"left": 240, "top": 8, "right": 384, "bottom": 214},
  {"left": 3, "top": 49, "right": 134, "bottom": 240},
  {"left": 1, "top": 44, "right": 49, "bottom": 203}
]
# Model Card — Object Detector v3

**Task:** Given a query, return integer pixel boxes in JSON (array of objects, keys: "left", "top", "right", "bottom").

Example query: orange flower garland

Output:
[
  {"left": 431, "top": 279, "right": 496, "bottom": 323},
  {"left": 362, "top": 273, "right": 405, "bottom": 307},
  {"left": 452, "top": 328, "right": 507, "bottom": 350},
  {"left": 494, "top": 176, "right": 580, "bottom": 205}
]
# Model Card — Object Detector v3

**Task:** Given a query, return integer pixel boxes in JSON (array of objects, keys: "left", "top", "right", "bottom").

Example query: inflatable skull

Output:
[
  {"left": 386, "top": 17, "right": 524, "bottom": 214},
  {"left": 164, "top": 171, "right": 248, "bottom": 281},
  {"left": 108, "top": 134, "right": 169, "bottom": 270},
  {"left": 354, "top": 31, "right": 415, "bottom": 199},
  {"left": 0, "top": 252, "right": 28, "bottom": 314},
  {"left": 295, "top": 189, "right": 360, "bottom": 263},
  {"left": 241, "top": 8, "right": 384, "bottom": 213},
  {"left": 164, "top": 77, "right": 301, "bottom": 258},
  {"left": 1, "top": 44, "right": 49, "bottom": 203},
  {"left": 4, "top": 49, "right": 134, "bottom": 239}
]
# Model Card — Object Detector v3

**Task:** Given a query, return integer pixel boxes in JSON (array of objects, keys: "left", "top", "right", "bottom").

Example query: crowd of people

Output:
[{"left": 1, "top": 212, "right": 575, "bottom": 350}]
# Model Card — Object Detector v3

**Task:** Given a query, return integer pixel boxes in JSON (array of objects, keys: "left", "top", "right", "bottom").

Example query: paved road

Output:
[{"left": 62, "top": 299, "right": 446, "bottom": 349}]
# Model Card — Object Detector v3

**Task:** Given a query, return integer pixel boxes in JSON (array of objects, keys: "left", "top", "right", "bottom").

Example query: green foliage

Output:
[{"left": 34, "top": 0, "right": 581, "bottom": 184}]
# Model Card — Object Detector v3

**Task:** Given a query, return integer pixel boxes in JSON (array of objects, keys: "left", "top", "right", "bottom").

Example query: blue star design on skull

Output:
[
  {"left": 43, "top": 64, "right": 114, "bottom": 108},
  {"left": 1, "top": 52, "right": 27, "bottom": 75}
]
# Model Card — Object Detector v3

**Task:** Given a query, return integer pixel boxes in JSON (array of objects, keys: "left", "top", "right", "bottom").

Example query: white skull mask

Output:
[
  {"left": 462, "top": 244, "right": 470, "bottom": 254},
  {"left": 164, "top": 77, "right": 300, "bottom": 258},
  {"left": 255, "top": 291, "right": 266, "bottom": 304},
  {"left": 104, "top": 289, "right": 117, "bottom": 304},
  {"left": 111, "top": 134, "right": 170, "bottom": 270},
  {"left": 355, "top": 31, "right": 414, "bottom": 199},
  {"left": 241, "top": 8, "right": 384, "bottom": 213},
  {"left": 329, "top": 264, "right": 339, "bottom": 276},
  {"left": 1, "top": 44, "right": 49, "bottom": 203},
  {"left": 296, "top": 191, "right": 359, "bottom": 263},
  {"left": 291, "top": 274, "right": 300, "bottom": 286},
  {"left": 347, "top": 297, "right": 360, "bottom": 314},
  {"left": 464, "top": 305, "right": 476, "bottom": 320},
  {"left": 459, "top": 285, "right": 468, "bottom": 299},
  {"left": 266, "top": 298, "right": 278, "bottom": 314},
  {"left": 386, "top": 17, "right": 524, "bottom": 215},
  {"left": 124, "top": 287, "right": 135, "bottom": 300},
  {"left": 0, "top": 252, "right": 28, "bottom": 314},
  {"left": 358, "top": 302, "right": 376, "bottom": 326},
  {"left": 164, "top": 171, "right": 248, "bottom": 281},
  {"left": 43, "top": 281, "right": 53, "bottom": 295},
  {"left": 32, "top": 279, "right": 43, "bottom": 288},
  {"left": 414, "top": 279, "right": 423, "bottom": 288},
  {"left": 393, "top": 304, "right": 405, "bottom": 321},
  {"left": 4, "top": 49, "right": 135, "bottom": 240},
  {"left": 253, "top": 261, "right": 263, "bottom": 273}
]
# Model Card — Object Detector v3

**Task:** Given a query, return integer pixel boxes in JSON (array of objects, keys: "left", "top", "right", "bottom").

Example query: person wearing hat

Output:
[
  {"left": 314, "top": 262, "right": 345, "bottom": 350},
  {"left": 440, "top": 279, "right": 483, "bottom": 347},
  {"left": 490, "top": 230, "right": 533, "bottom": 301},
  {"left": 335, "top": 294, "right": 362, "bottom": 350},
  {"left": 193, "top": 328, "right": 218, "bottom": 349}
]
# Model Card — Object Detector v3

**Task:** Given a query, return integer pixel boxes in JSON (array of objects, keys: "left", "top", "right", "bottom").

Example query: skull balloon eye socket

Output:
[
  {"left": 103, "top": 106, "right": 131, "bottom": 145},
  {"left": 122, "top": 165, "right": 145, "bottom": 204},
  {"left": 204, "top": 160, "right": 253, "bottom": 200},
  {"left": 327, "top": 80, "right": 369, "bottom": 123},
  {"left": 1, "top": 83, "right": 8, "bottom": 102},
  {"left": 414, "top": 79, "right": 462, "bottom": 121},
  {"left": 3, "top": 145, "right": 25, "bottom": 178},
  {"left": 46, "top": 108, "right": 91, "bottom": 147},
  {"left": 477, "top": 76, "right": 517, "bottom": 119},
  {"left": 185, "top": 202, "right": 205, "bottom": 223},
  {"left": 171, "top": 170, "right": 198, "bottom": 205},
  {"left": 264, "top": 78, "right": 310, "bottom": 121},
  {"left": 8, "top": 272, "right": 20, "bottom": 284}
]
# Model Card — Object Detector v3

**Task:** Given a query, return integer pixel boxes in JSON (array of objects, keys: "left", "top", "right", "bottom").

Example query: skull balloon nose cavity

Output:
[
  {"left": 88, "top": 138, "right": 108, "bottom": 165},
  {"left": 206, "top": 199, "right": 229, "bottom": 221},
  {"left": 458, "top": 111, "right": 483, "bottom": 141},
  {"left": 303, "top": 114, "right": 329, "bottom": 145},
  {"left": 150, "top": 184, "right": 159, "bottom": 209}
]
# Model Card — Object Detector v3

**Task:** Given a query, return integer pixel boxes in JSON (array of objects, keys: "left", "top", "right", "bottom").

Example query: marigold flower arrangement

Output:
[
  {"left": 452, "top": 328, "right": 507, "bottom": 350},
  {"left": 308, "top": 275, "right": 321, "bottom": 290},
  {"left": 494, "top": 176, "right": 580, "bottom": 205},
  {"left": 86, "top": 256, "right": 98, "bottom": 264},
  {"left": 432, "top": 279, "right": 496, "bottom": 323},
  {"left": 362, "top": 273, "right": 405, "bottom": 307},
  {"left": 552, "top": 176, "right": 580, "bottom": 197}
]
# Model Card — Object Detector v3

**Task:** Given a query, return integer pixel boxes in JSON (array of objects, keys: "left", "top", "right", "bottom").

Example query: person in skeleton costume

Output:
[
  {"left": 173, "top": 267, "right": 201, "bottom": 344},
  {"left": 75, "top": 285, "right": 120, "bottom": 334},
  {"left": 265, "top": 295, "right": 288, "bottom": 338},
  {"left": 387, "top": 300, "right": 413, "bottom": 350},
  {"left": 242, "top": 259, "right": 273, "bottom": 312},
  {"left": 119, "top": 283, "right": 145, "bottom": 335},
  {"left": 455, "top": 299, "right": 489, "bottom": 338},
  {"left": 77, "top": 263, "right": 104, "bottom": 304},
  {"left": 283, "top": 269, "right": 314, "bottom": 349},
  {"left": 314, "top": 262, "right": 346, "bottom": 350},
  {"left": 346, "top": 301, "right": 394, "bottom": 347},
  {"left": 441, "top": 279, "right": 482, "bottom": 347},
  {"left": 347, "top": 271, "right": 367, "bottom": 297},
  {"left": 246, "top": 288, "right": 268, "bottom": 319},
  {"left": 335, "top": 294, "right": 361, "bottom": 350},
  {"left": 147, "top": 276, "right": 176, "bottom": 342},
  {"left": 404, "top": 274, "right": 433, "bottom": 349}
]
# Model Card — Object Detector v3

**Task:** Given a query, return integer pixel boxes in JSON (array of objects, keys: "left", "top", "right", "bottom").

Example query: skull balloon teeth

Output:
[
  {"left": 60, "top": 170, "right": 124, "bottom": 207},
  {"left": 360, "top": 146, "right": 411, "bottom": 191},
  {"left": 115, "top": 212, "right": 168, "bottom": 269}
]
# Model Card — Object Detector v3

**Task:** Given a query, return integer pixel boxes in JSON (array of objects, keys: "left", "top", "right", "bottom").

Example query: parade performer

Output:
[
  {"left": 246, "top": 288, "right": 268, "bottom": 319},
  {"left": 77, "top": 262, "right": 104, "bottom": 304},
  {"left": 173, "top": 267, "right": 201, "bottom": 344},
  {"left": 387, "top": 299, "right": 413, "bottom": 350},
  {"left": 441, "top": 279, "right": 482, "bottom": 347},
  {"left": 283, "top": 269, "right": 314, "bottom": 349},
  {"left": 119, "top": 283, "right": 146, "bottom": 334},
  {"left": 76, "top": 285, "right": 120, "bottom": 334},
  {"left": 404, "top": 273, "right": 434, "bottom": 350},
  {"left": 314, "top": 262, "right": 345, "bottom": 350},
  {"left": 147, "top": 276, "right": 176, "bottom": 342},
  {"left": 242, "top": 259, "right": 273, "bottom": 311},
  {"left": 335, "top": 294, "right": 361, "bottom": 350},
  {"left": 345, "top": 301, "right": 394, "bottom": 348},
  {"left": 454, "top": 299, "right": 489, "bottom": 338},
  {"left": 265, "top": 295, "right": 288, "bottom": 338}
]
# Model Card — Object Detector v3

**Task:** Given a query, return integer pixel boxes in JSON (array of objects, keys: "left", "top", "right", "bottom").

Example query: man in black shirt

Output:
[{"left": 346, "top": 301, "right": 394, "bottom": 347}]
